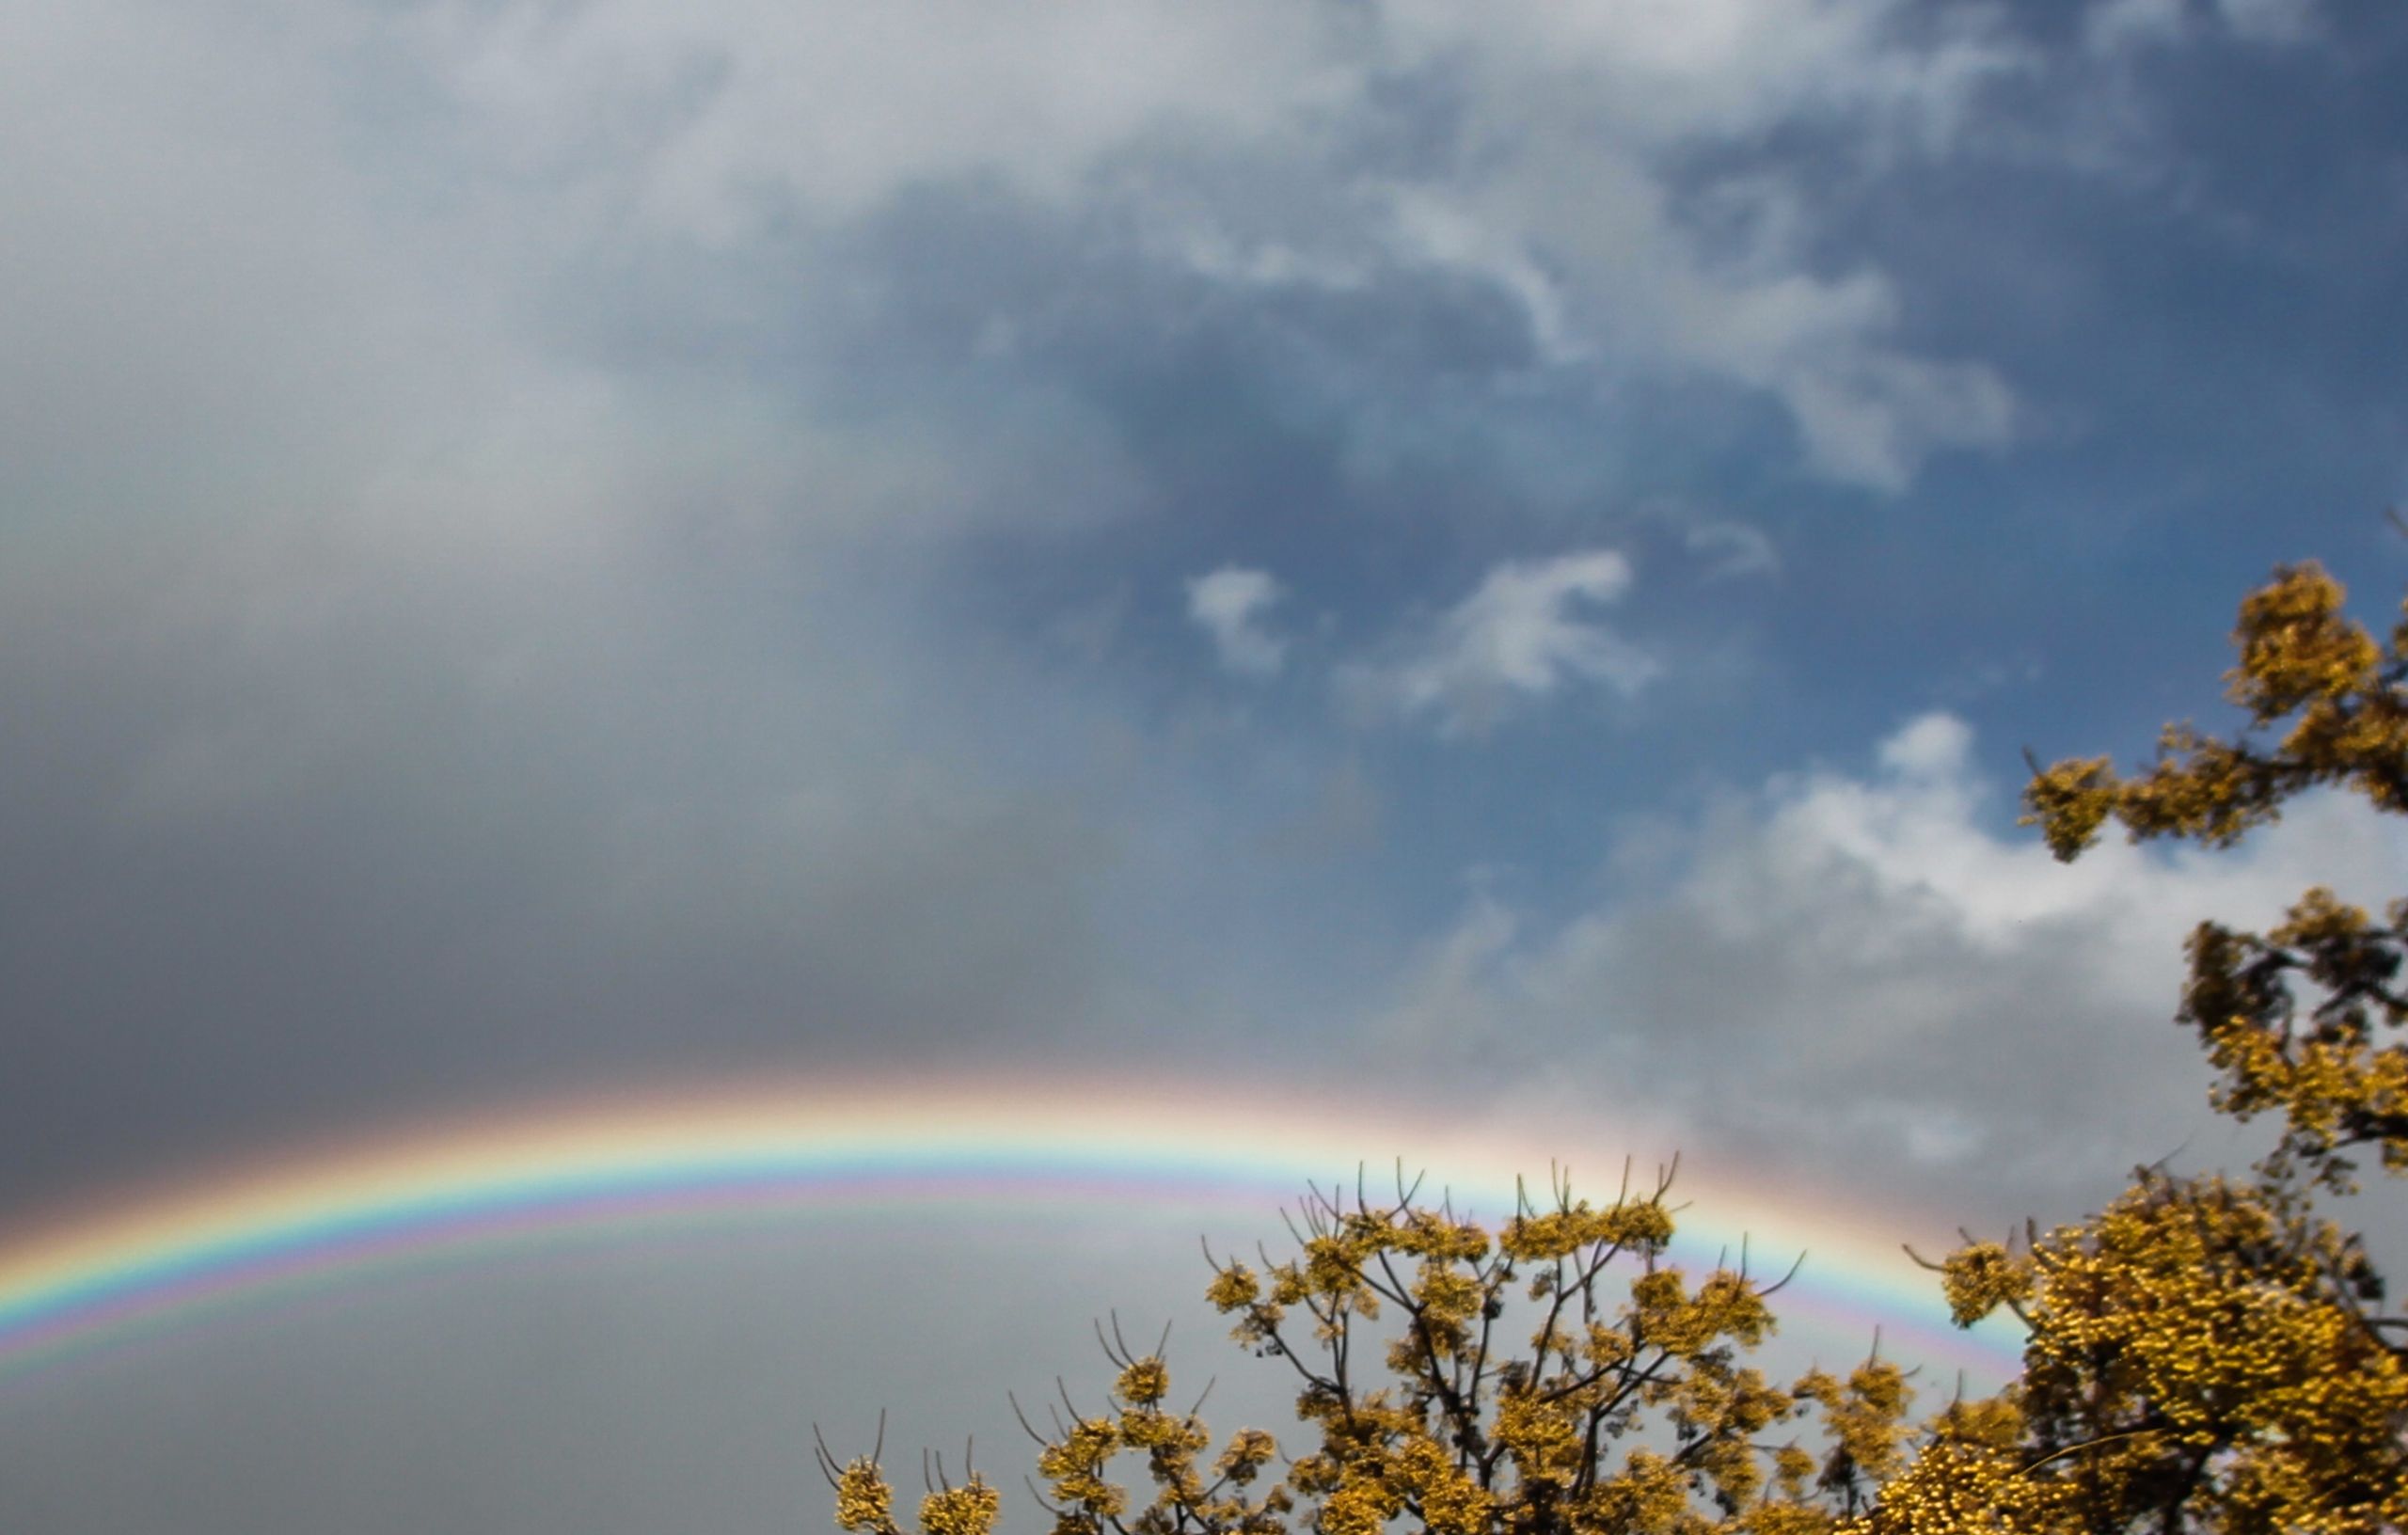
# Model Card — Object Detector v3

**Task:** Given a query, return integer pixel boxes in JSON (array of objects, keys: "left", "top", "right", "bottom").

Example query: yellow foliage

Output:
[
  {"left": 1115, "top": 1356, "right": 1170, "bottom": 1408},
  {"left": 832, "top": 1458, "right": 899, "bottom": 1535},
  {"left": 918, "top": 1480, "right": 1002, "bottom": 1535},
  {"left": 1935, "top": 1243, "right": 2032, "bottom": 1329}
]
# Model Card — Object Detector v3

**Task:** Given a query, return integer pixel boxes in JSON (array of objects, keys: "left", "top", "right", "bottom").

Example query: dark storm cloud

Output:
[{"left": 0, "top": 530, "right": 1123, "bottom": 1207}]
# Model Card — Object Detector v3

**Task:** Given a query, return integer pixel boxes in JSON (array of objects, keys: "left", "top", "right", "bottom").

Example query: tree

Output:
[
  {"left": 1865, "top": 560, "right": 2408, "bottom": 1534},
  {"left": 825, "top": 562, "right": 2408, "bottom": 1535},
  {"left": 819, "top": 1165, "right": 1931, "bottom": 1535},
  {"left": 1869, "top": 1165, "right": 2403, "bottom": 1533}
]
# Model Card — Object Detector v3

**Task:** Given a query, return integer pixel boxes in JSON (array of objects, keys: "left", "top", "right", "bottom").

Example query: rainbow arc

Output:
[{"left": 0, "top": 1080, "right": 2026, "bottom": 1384}]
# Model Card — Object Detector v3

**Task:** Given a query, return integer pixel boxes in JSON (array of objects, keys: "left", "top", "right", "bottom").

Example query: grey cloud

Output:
[
  {"left": 0, "top": 0, "right": 1323, "bottom": 1226},
  {"left": 0, "top": 525, "right": 1125, "bottom": 1207},
  {"left": 386, "top": 0, "right": 1347, "bottom": 227},
  {"left": 0, "top": 1223, "right": 1278, "bottom": 1535},
  {"left": 0, "top": 5, "right": 520, "bottom": 530}
]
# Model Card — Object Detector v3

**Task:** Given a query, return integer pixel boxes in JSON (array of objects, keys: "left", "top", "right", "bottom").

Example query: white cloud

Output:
[
  {"left": 1372, "top": 150, "right": 2020, "bottom": 492},
  {"left": 1354, "top": 551, "right": 1659, "bottom": 736},
  {"left": 1639, "top": 256, "right": 2018, "bottom": 491},
  {"left": 1877, "top": 711, "right": 1973, "bottom": 779},
  {"left": 1369, "top": 711, "right": 2408, "bottom": 1221},
  {"left": 1186, "top": 567, "right": 1290, "bottom": 677},
  {"left": 1363, "top": 0, "right": 2026, "bottom": 489}
]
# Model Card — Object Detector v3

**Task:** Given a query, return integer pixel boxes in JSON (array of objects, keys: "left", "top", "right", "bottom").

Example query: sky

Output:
[{"left": 3, "top": 0, "right": 2407, "bottom": 1528}]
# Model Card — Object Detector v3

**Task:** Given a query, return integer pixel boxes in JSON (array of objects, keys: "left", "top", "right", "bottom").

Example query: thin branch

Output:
[
  {"left": 1760, "top": 1247, "right": 1808, "bottom": 1300},
  {"left": 2019, "top": 1424, "right": 2172, "bottom": 1477},
  {"left": 811, "top": 1424, "right": 848, "bottom": 1490},
  {"left": 1008, "top": 1392, "right": 1053, "bottom": 1448}
]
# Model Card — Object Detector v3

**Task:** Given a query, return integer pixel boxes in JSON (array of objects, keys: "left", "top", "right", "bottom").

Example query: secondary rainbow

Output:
[{"left": 0, "top": 1080, "right": 2026, "bottom": 1386}]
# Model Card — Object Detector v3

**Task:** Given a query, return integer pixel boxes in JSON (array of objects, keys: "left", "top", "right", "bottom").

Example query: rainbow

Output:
[{"left": 0, "top": 1080, "right": 2026, "bottom": 1388}]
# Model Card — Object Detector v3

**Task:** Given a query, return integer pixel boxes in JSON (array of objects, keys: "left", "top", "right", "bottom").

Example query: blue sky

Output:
[{"left": 4, "top": 0, "right": 2407, "bottom": 1527}]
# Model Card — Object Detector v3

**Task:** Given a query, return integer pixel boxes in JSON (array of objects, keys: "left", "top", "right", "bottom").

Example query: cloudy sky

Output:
[{"left": 5, "top": 0, "right": 2407, "bottom": 1528}]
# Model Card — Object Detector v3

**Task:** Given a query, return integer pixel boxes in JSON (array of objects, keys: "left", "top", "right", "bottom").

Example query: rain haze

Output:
[{"left": 4, "top": 1, "right": 2407, "bottom": 1529}]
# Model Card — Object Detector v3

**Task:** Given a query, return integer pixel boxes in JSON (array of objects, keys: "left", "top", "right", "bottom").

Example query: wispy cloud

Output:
[
  {"left": 2085, "top": 0, "right": 2321, "bottom": 54},
  {"left": 2212, "top": 0, "right": 2321, "bottom": 41},
  {"left": 1685, "top": 521, "right": 1782, "bottom": 580},
  {"left": 1348, "top": 551, "right": 1658, "bottom": 736},
  {"left": 1186, "top": 566, "right": 1289, "bottom": 677}
]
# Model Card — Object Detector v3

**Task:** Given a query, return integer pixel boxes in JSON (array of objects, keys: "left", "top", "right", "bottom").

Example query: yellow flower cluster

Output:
[
  {"left": 1862, "top": 1173, "right": 2407, "bottom": 1534},
  {"left": 917, "top": 1480, "right": 1001, "bottom": 1535},
  {"left": 1934, "top": 1243, "right": 2032, "bottom": 1330},
  {"left": 832, "top": 1458, "right": 899, "bottom": 1535}
]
